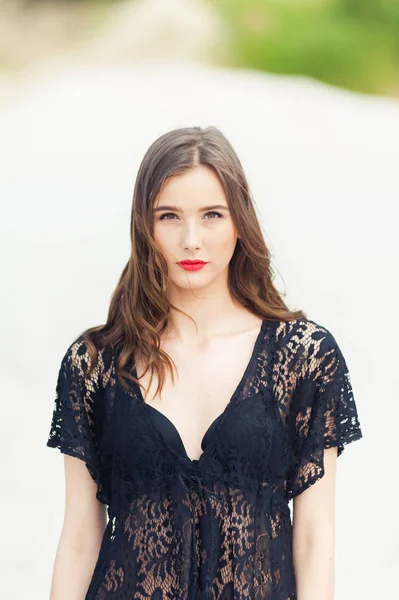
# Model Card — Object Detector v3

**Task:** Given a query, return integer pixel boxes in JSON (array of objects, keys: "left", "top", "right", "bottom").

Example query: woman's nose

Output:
[{"left": 181, "top": 224, "right": 202, "bottom": 249}]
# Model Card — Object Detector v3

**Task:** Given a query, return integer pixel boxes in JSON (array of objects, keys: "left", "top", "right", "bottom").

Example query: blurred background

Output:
[
  {"left": 1, "top": 0, "right": 398, "bottom": 97},
  {"left": 0, "top": 0, "right": 397, "bottom": 598}
]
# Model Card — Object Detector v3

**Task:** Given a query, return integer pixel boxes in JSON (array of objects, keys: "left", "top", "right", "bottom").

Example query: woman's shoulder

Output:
[
  {"left": 275, "top": 316, "right": 335, "bottom": 344},
  {"left": 274, "top": 317, "right": 339, "bottom": 368},
  {"left": 59, "top": 330, "right": 115, "bottom": 391}
]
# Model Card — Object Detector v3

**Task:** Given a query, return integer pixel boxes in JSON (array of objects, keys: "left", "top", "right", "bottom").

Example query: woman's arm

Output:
[
  {"left": 292, "top": 447, "right": 338, "bottom": 600},
  {"left": 48, "top": 455, "right": 107, "bottom": 600}
]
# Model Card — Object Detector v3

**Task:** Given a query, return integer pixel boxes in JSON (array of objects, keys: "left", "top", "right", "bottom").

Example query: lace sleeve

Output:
[
  {"left": 46, "top": 336, "right": 103, "bottom": 494},
  {"left": 285, "top": 328, "right": 363, "bottom": 500}
]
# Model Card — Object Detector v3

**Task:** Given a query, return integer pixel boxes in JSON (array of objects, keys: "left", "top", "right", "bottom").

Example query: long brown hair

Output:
[{"left": 81, "top": 125, "right": 306, "bottom": 399}]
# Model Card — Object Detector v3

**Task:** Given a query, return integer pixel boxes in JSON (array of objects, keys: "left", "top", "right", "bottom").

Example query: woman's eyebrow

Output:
[{"left": 153, "top": 204, "right": 230, "bottom": 213}]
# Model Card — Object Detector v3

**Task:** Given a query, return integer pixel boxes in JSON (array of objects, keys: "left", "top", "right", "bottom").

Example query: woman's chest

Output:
[
  {"left": 111, "top": 384, "right": 292, "bottom": 495},
  {"left": 133, "top": 330, "right": 264, "bottom": 461}
]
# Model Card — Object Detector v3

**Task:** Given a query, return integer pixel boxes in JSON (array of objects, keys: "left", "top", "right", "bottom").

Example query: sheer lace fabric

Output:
[{"left": 46, "top": 318, "right": 363, "bottom": 599}]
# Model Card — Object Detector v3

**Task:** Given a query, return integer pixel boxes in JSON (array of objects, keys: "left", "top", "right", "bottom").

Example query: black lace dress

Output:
[{"left": 46, "top": 318, "right": 363, "bottom": 599}]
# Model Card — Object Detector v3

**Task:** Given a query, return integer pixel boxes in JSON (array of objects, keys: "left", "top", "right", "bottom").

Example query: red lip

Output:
[
  {"left": 179, "top": 260, "right": 207, "bottom": 265},
  {"left": 178, "top": 260, "right": 208, "bottom": 272}
]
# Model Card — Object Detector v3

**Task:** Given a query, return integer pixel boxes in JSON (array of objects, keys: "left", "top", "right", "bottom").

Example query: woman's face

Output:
[{"left": 153, "top": 165, "right": 239, "bottom": 291}]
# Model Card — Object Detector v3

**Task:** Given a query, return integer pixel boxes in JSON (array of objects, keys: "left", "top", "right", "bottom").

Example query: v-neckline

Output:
[
  {"left": 132, "top": 318, "right": 268, "bottom": 465},
  {"left": 143, "top": 403, "right": 225, "bottom": 462}
]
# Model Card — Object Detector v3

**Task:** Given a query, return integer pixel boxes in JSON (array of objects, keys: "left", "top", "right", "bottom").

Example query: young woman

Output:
[{"left": 47, "top": 125, "right": 363, "bottom": 600}]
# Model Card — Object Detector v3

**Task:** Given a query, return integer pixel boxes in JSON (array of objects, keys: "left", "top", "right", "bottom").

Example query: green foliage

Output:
[{"left": 214, "top": 0, "right": 399, "bottom": 95}]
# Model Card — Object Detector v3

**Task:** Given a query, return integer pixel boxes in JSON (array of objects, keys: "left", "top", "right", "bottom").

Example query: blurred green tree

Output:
[{"left": 214, "top": 0, "right": 399, "bottom": 96}]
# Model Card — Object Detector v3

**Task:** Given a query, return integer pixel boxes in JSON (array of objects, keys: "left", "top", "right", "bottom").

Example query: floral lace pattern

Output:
[{"left": 46, "top": 318, "right": 363, "bottom": 599}]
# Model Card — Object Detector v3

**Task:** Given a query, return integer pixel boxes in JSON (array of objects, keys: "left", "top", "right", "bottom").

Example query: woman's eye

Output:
[
  {"left": 159, "top": 213, "right": 177, "bottom": 220},
  {"left": 204, "top": 211, "right": 223, "bottom": 219},
  {"left": 159, "top": 211, "right": 223, "bottom": 221}
]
